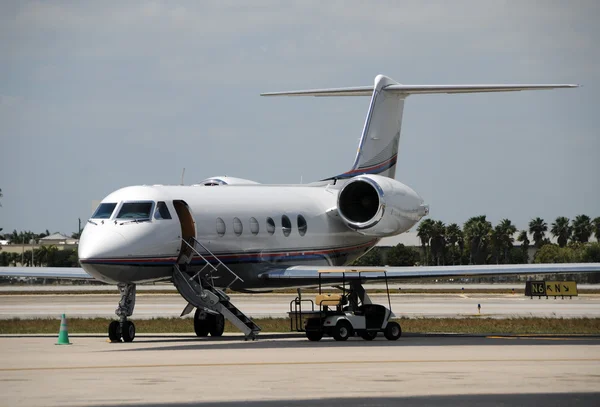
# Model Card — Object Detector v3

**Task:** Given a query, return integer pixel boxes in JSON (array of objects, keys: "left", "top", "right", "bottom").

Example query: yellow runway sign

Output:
[
  {"left": 545, "top": 281, "right": 578, "bottom": 296},
  {"left": 525, "top": 281, "right": 578, "bottom": 297}
]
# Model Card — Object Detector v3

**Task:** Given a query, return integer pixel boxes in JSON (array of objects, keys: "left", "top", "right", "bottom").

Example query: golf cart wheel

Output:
[
  {"left": 332, "top": 320, "right": 353, "bottom": 341},
  {"left": 360, "top": 331, "right": 378, "bottom": 341},
  {"left": 306, "top": 331, "right": 323, "bottom": 341},
  {"left": 384, "top": 321, "right": 402, "bottom": 341}
]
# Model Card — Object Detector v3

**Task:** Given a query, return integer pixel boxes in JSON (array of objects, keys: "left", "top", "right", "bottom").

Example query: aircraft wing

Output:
[
  {"left": 260, "top": 263, "right": 600, "bottom": 282},
  {"left": 0, "top": 267, "right": 93, "bottom": 280}
]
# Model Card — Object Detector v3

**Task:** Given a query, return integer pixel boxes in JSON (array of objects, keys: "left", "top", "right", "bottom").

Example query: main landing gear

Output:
[
  {"left": 108, "top": 283, "right": 137, "bottom": 342},
  {"left": 193, "top": 308, "right": 225, "bottom": 337}
]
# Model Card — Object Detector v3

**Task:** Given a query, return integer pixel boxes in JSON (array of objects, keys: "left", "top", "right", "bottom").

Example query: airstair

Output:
[{"left": 172, "top": 238, "right": 260, "bottom": 339}]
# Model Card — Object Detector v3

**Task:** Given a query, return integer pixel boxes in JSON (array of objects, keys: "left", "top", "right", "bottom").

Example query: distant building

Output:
[{"left": 38, "top": 233, "right": 79, "bottom": 246}]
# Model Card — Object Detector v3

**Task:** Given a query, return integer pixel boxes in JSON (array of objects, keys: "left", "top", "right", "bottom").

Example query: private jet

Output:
[{"left": 2, "top": 75, "right": 599, "bottom": 342}]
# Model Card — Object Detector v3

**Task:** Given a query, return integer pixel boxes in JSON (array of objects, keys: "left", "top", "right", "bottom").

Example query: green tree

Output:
[
  {"left": 551, "top": 217, "right": 571, "bottom": 248},
  {"left": 34, "top": 245, "right": 58, "bottom": 266},
  {"left": 386, "top": 244, "right": 420, "bottom": 266},
  {"left": 582, "top": 243, "right": 600, "bottom": 263},
  {"left": 517, "top": 230, "right": 530, "bottom": 263},
  {"left": 445, "top": 223, "right": 463, "bottom": 265},
  {"left": 572, "top": 215, "right": 593, "bottom": 243},
  {"left": 351, "top": 247, "right": 383, "bottom": 267},
  {"left": 528, "top": 217, "right": 547, "bottom": 248},
  {"left": 593, "top": 217, "right": 600, "bottom": 241},
  {"left": 507, "top": 247, "right": 528, "bottom": 264},
  {"left": 429, "top": 220, "right": 446, "bottom": 265},
  {"left": 416, "top": 219, "right": 434, "bottom": 265},
  {"left": 463, "top": 215, "right": 492, "bottom": 264},
  {"left": 492, "top": 219, "right": 517, "bottom": 263}
]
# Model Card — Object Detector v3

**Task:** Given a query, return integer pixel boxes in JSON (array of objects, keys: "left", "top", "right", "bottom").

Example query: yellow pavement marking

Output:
[{"left": 2, "top": 358, "right": 599, "bottom": 373}]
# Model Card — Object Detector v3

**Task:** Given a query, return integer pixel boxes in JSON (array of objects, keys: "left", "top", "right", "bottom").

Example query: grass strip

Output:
[{"left": 1, "top": 317, "right": 599, "bottom": 335}]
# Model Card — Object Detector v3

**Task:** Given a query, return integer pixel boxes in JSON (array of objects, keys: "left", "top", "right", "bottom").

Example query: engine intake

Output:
[
  {"left": 338, "top": 179, "right": 383, "bottom": 226},
  {"left": 337, "top": 174, "right": 427, "bottom": 237}
]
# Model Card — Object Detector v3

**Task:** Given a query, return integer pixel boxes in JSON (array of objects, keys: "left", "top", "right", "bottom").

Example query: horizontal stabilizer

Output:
[{"left": 261, "top": 84, "right": 578, "bottom": 97}]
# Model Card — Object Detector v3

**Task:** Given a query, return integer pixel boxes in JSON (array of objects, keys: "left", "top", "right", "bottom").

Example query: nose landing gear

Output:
[{"left": 108, "top": 283, "right": 137, "bottom": 342}]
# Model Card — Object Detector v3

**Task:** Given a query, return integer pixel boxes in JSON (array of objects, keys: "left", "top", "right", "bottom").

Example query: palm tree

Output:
[
  {"left": 594, "top": 217, "right": 600, "bottom": 242},
  {"left": 416, "top": 219, "right": 434, "bottom": 265},
  {"left": 463, "top": 215, "right": 492, "bottom": 264},
  {"left": 517, "top": 230, "right": 530, "bottom": 263},
  {"left": 445, "top": 223, "right": 462, "bottom": 265},
  {"left": 550, "top": 217, "right": 571, "bottom": 248},
  {"left": 429, "top": 220, "right": 446, "bottom": 265},
  {"left": 498, "top": 219, "right": 517, "bottom": 263},
  {"left": 572, "top": 214, "right": 593, "bottom": 243},
  {"left": 528, "top": 217, "right": 548, "bottom": 248}
]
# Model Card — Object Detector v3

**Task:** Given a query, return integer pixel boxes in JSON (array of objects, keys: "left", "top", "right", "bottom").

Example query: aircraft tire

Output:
[
  {"left": 306, "top": 331, "right": 323, "bottom": 341},
  {"left": 360, "top": 331, "right": 378, "bottom": 341},
  {"left": 384, "top": 321, "right": 401, "bottom": 341},
  {"left": 193, "top": 309, "right": 210, "bottom": 337},
  {"left": 332, "top": 320, "right": 353, "bottom": 341},
  {"left": 122, "top": 321, "right": 136, "bottom": 342},
  {"left": 108, "top": 321, "right": 121, "bottom": 342},
  {"left": 209, "top": 314, "right": 225, "bottom": 337}
]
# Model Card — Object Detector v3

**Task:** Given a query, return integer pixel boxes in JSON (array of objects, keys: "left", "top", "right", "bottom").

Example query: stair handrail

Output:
[
  {"left": 184, "top": 237, "right": 244, "bottom": 286},
  {"left": 180, "top": 239, "right": 220, "bottom": 276}
]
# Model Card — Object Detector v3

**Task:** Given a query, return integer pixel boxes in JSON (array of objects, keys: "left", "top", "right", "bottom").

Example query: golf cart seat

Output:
[{"left": 316, "top": 294, "right": 346, "bottom": 307}]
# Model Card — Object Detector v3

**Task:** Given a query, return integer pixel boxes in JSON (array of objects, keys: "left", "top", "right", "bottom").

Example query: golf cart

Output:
[{"left": 289, "top": 270, "right": 402, "bottom": 341}]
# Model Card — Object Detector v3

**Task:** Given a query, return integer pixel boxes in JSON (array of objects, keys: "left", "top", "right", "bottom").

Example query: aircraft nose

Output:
[{"left": 78, "top": 228, "right": 127, "bottom": 260}]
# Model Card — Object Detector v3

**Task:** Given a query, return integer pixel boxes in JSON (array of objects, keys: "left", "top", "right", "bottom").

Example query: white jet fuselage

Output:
[{"left": 78, "top": 180, "right": 426, "bottom": 287}]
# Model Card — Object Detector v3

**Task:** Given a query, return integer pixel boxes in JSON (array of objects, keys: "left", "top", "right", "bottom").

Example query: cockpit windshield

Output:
[
  {"left": 116, "top": 202, "right": 154, "bottom": 220},
  {"left": 91, "top": 203, "right": 117, "bottom": 219},
  {"left": 154, "top": 201, "right": 172, "bottom": 220}
]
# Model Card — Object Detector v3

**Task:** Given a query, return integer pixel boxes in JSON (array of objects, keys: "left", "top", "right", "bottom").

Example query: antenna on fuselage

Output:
[{"left": 180, "top": 168, "right": 186, "bottom": 185}]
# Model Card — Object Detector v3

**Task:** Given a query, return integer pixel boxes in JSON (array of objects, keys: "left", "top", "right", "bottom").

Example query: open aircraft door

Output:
[{"left": 173, "top": 200, "right": 196, "bottom": 263}]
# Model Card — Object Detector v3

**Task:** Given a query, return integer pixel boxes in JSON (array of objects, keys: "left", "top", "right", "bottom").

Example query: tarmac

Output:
[
  {"left": 1, "top": 292, "right": 599, "bottom": 319},
  {"left": 1, "top": 333, "right": 599, "bottom": 406}
]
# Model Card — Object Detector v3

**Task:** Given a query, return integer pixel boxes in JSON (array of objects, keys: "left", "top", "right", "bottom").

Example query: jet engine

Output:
[{"left": 337, "top": 174, "right": 428, "bottom": 237}]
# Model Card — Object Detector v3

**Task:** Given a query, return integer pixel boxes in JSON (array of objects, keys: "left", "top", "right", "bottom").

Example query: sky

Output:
[{"left": 1, "top": 0, "right": 599, "bottom": 236}]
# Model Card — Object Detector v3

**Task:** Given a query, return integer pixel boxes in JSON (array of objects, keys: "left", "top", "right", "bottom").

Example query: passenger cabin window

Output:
[
  {"left": 233, "top": 217, "right": 243, "bottom": 236},
  {"left": 282, "top": 215, "right": 291, "bottom": 237},
  {"left": 154, "top": 201, "right": 172, "bottom": 220},
  {"left": 92, "top": 203, "right": 117, "bottom": 219},
  {"left": 249, "top": 217, "right": 259, "bottom": 235},
  {"left": 216, "top": 218, "right": 226, "bottom": 237},
  {"left": 266, "top": 217, "right": 275, "bottom": 236},
  {"left": 116, "top": 202, "right": 153, "bottom": 220},
  {"left": 298, "top": 215, "right": 307, "bottom": 236}
]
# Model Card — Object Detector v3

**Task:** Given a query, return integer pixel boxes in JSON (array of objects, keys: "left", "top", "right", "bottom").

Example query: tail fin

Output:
[
  {"left": 341, "top": 75, "right": 404, "bottom": 179},
  {"left": 262, "top": 76, "right": 577, "bottom": 180}
]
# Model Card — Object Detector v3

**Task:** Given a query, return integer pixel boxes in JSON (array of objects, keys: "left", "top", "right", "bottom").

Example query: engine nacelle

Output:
[{"left": 337, "top": 174, "right": 428, "bottom": 237}]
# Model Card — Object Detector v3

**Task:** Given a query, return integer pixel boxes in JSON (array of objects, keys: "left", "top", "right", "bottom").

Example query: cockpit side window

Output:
[
  {"left": 117, "top": 202, "right": 153, "bottom": 220},
  {"left": 92, "top": 203, "right": 117, "bottom": 219},
  {"left": 154, "top": 201, "right": 172, "bottom": 220}
]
